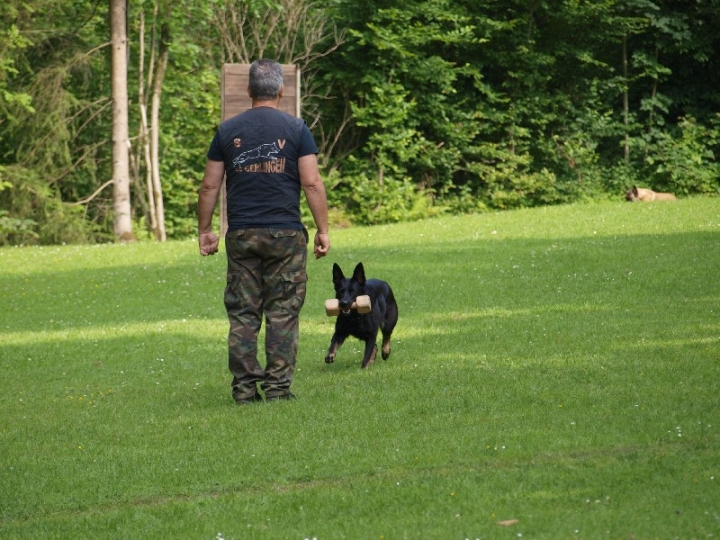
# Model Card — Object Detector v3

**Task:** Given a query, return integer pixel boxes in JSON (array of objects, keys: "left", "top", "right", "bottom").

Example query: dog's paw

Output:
[{"left": 324, "top": 354, "right": 335, "bottom": 364}]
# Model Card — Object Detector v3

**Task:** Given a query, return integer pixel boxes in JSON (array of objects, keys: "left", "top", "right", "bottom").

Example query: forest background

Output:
[{"left": 1, "top": 0, "right": 719, "bottom": 245}]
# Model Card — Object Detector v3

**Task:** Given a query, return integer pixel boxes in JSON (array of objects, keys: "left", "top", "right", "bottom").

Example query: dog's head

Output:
[
  {"left": 332, "top": 262, "right": 366, "bottom": 315},
  {"left": 625, "top": 185, "right": 640, "bottom": 202}
]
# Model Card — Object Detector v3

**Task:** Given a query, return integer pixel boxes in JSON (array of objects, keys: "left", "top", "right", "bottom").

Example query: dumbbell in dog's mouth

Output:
[{"left": 324, "top": 296, "right": 372, "bottom": 317}]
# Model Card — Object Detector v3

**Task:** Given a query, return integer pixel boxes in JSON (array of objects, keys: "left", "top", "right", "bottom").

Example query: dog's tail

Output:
[{"left": 384, "top": 286, "right": 398, "bottom": 331}]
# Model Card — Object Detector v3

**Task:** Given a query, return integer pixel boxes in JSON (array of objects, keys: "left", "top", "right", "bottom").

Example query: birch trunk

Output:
[
  {"left": 150, "top": 27, "right": 169, "bottom": 242},
  {"left": 111, "top": 0, "right": 135, "bottom": 241}
]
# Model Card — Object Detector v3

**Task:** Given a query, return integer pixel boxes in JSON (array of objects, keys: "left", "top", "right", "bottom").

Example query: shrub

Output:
[{"left": 645, "top": 115, "right": 720, "bottom": 195}]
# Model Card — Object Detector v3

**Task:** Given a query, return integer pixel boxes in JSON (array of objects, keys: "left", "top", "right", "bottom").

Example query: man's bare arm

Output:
[
  {"left": 197, "top": 159, "right": 225, "bottom": 256},
  {"left": 299, "top": 153, "right": 330, "bottom": 258}
]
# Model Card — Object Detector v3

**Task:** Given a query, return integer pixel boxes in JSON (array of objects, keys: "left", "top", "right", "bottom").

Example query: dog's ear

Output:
[
  {"left": 352, "top": 262, "right": 366, "bottom": 285},
  {"left": 632, "top": 185, "right": 639, "bottom": 194},
  {"left": 332, "top": 263, "right": 344, "bottom": 284}
]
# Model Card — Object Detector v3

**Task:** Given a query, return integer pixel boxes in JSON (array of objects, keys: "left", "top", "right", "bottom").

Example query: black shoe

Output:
[{"left": 234, "top": 393, "right": 263, "bottom": 405}]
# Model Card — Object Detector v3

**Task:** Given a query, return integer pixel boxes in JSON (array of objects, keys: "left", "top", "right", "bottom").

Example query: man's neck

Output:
[{"left": 252, "top": 98, "right": 280, "bottom": 109}]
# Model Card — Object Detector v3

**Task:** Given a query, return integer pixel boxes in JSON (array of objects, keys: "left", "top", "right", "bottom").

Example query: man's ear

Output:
[
  {"left": 246, "top": 85, "right": 252, "bottom": 98},
  {"left": 278, "top": 84, "right": 284, "bottom": 99}
]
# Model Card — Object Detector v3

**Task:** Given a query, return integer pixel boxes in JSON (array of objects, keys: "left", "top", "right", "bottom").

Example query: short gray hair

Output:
[{"left": 248, "top": 59, "right": 283, "bottom": 100}]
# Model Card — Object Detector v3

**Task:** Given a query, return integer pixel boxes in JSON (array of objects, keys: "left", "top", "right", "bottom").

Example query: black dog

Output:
[{"left": 325, "top": 262, "right": 399, "bottom": 369}]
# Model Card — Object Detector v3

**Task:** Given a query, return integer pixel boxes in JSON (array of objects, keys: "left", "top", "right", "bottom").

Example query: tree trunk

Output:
[
  {"left": 150, "top": 24, "right": 169, "bottom": 242},
  {"left": 111, "top": 0, "right": 135, "bottom": 242},
  {"left": 137, "top": 9, "right": 158, "bottom": 237},
  {"left": 622, "top": 32, "right": 630, "bottom": 163}
]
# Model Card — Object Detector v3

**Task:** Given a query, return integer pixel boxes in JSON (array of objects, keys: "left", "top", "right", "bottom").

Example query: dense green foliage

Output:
[
  {"left": 323, "top": 0, "right": 720, "bottom": 220},
  {"left": 1, "top": 0, "right": 719, "bottom": 244},
  {"left": 1, "top": 199, "right": 719, "bottom": 537}
]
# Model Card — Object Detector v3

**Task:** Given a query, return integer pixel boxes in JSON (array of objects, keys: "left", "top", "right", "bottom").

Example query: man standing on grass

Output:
[{"left": 197, "top": 59, "right": 330, "bottom": 405}]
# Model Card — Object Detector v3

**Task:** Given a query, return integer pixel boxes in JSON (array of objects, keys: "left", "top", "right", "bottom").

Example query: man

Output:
[{"left": 197, "top": 59, "right": 330, "bottom": 404}]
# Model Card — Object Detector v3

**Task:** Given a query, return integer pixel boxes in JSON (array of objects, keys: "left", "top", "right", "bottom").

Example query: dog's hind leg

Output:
[
  {"left": 325, "top": 334, "right": 346, "bottom": 364},
  {"left": 361, "top": 340, "right": 378, "bottom": 369},
  {"left": 381, "top": 333, "right": 392, "bottom": 360}
]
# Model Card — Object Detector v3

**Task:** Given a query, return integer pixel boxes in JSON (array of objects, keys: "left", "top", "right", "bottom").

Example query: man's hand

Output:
[
  {"left": 199, "top": 231, "right": 220, "bottom": 256},
  {"left": 197, "top": 160, "right": 224, "bottom": 257},
  {"left": 313, "top": 231, "right": 330, "bottom": 259}
]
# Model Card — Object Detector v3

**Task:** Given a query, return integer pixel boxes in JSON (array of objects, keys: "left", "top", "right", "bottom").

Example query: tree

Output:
[
  {"left": 110, "top": 0, "right": 135, "bottom": 241},
  {"left": 1, "top": 0, "right": 115, "bottom": 245},
  {"left": 133, "top": 1, "right": 171, "bottom": 241}
]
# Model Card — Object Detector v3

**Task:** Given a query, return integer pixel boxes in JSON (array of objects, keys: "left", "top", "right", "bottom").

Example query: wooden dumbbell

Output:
[{"left": 325, "top": 295, "right": 372, "bottom": 316}]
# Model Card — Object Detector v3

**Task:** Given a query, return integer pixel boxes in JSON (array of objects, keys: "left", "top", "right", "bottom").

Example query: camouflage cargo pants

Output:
[{"left": 224, "top": 228, "right": 308, "bottom": 402}]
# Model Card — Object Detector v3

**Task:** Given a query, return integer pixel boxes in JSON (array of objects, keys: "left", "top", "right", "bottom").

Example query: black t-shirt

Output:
[{"left": 207, "top": 107, "right": 319, "bottom": 231}]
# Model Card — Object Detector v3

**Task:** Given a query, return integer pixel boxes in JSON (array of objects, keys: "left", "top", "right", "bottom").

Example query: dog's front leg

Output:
[
  {"left": 325, "top": 334, "right": 346, "bottom": 364},
  {"left": 361, "top": 339, "right": 378, "bottom": 369}
]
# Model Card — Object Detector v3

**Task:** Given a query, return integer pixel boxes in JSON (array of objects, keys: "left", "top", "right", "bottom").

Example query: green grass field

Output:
[{"left": 1, "top": 198, "right": 719, "bottom": 539}]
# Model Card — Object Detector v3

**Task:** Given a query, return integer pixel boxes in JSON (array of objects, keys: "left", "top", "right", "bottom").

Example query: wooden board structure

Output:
[{"left": 218, "top": 64, "right": 301, "bottom": 236}]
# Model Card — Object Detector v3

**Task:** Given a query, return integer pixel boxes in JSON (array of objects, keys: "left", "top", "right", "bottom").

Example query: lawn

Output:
[{"left": 1, "top": 198, "right": 719, "bottom": 539}]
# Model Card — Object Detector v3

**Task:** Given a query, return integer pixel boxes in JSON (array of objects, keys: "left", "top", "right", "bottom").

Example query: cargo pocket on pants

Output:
[
  {"left": 281, "top": 271, "right": 307, "bottom": 313},
  {"left": 224, "top": 272, "right": 242, "bottom": 311}
]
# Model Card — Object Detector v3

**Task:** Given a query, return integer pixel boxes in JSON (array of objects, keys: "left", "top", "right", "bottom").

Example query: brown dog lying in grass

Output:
[{"left": 625, "top": 185, "right": 677, "bottom": 202}]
